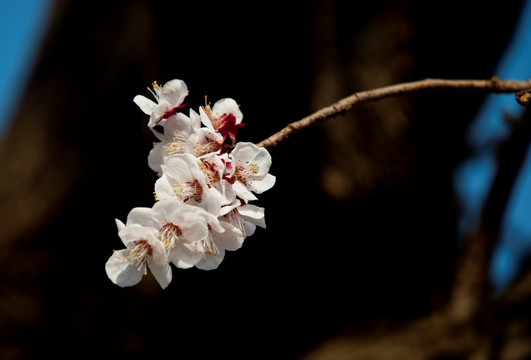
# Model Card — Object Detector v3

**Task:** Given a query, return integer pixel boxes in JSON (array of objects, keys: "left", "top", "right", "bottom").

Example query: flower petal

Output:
[
  {"left": 105, "top": 249, "right": 143, "bottom": 287},
  {"left": 232, "top": 142, "right": 273, "bottom": 177},
  {"left": 149, "top": 262, "right": 172, "bottom": 289},
  {"left": 214, "top": 222, "right": 245, "bottom": 251},
  {"left": 201, "top": 187, "right": 224, "bottom": 216},
  {"left": 189, "top": 109, "right": 202, "bottom": 129},
  {"left": 165, "top": 154, "right": 198, "bottom": 182},
  {"left": 169, "top": 242, "right": 203, "bottom": 269},
  {"left": 199, "top": 106, "right": 215, "bottom": 131},
  {"left": 163, "top": 112, "right": 194, "bottom": 135},
  {"left": 154, "top": 175, "right": 175, "bottom": 201},
  {"left": 115, "top": 219, "right": 126, "bottom": 232},
  {"left": 160, "top": 79, "right": 188, "bottom": 107},
  {"left": 212, "top": 98, "right": 243, "bottom": 124},
  {"left": 118, "top": 224, "right": 158, "bottom": 245},
  {"left": 233, "top": 181, "right": 258, "bottom": 201},
  {"left": 149, "top": 103, "right": 169, "bottom": 128},
  {"left": 249, "top": 173, "right": 276, "bottom": 194},
  {"left": 195, "top": 249, "right": 225, "bottom": 270},
  {"left": 244, "top": 222, "right": 257, "bottom": 237},
  {"left": 238, "top": 204, "right": 266, "bottom": 229},
  {"left": 133, "top": 95, "right": 156, "bottom": 115},
  {"left": 126, "top": 207, "right": 158, "bottom": 228},
  {"left": 148, "top": 143, "right": 165, "bottom": 176}
]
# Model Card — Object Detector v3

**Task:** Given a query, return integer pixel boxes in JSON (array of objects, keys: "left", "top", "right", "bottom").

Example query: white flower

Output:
[
  {"left": 187, "top": 127, "right": 224, "bottom": 157},
  {"left": 198, "top": 152, "right": 238, "bottom": 205},
  {"left": 195, "top": 220, "right": 246, "bottom": 271},
  {"left": 200, "top": 98, "right": 244, "bottom": 142},
  {"left": 154, "top": 153, "right": 224, "bottom": 215},
  {"left": 148, "top": 110, "right": 225, "bottom": 176},
  {"left": 109, "top": 79, "right": 276, "bottom": 287},
  {"left": 222, "top": 203, "right": 267, "bottom": 237},
  {"left": 194, "top": 202, "right": 264, "bottom": 271},
  {"left": 133, "top": 79, "right": 189, "bottom": 128},
  {"left": 226, "top": 142, "right": 276, "bottom": 201},
  {"left": 126, "top": 199, "right": 224, "bottom": 269},
  {"left": 105, "top": 223, "right": 172, "bottom": 289},
  {"left": 148, "top": 111, "right": 198, "bottom": 175}
]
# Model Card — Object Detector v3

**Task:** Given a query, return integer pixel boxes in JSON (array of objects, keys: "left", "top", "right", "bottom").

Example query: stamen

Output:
[
  {"left": 159, "top": 223, "right": 182, "bottom": 252},
  {"left": 121, "top": 239, "right": 153, "bottom": 274},
  {"left": 226, "top": 210, "right": 247, "bottom": 236},
  {"left": 170, "top": 180, "right": 203, "bottom": 202},
  {"left": 147, "top": 81, "right": 161, "bottom": 101},
  {"left": 202, "top": 228, "right": 221, "bottom": 257},
  {"left": 234, "top": 163, "right": 258, "bottom": 184},
  {"left": 163, "top": 130, "right": 188, "bottom": 155},
  {"left": 199, "top": 160, "right": 220, "bottom": 186},
  {"left": 192, "top": 137, "right": 221, "bottom": 157}
]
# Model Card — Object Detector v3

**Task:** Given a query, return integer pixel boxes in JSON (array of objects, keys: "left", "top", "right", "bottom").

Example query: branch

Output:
[{"left": 257, "top": 78, "right": 531, "bottom": 148}]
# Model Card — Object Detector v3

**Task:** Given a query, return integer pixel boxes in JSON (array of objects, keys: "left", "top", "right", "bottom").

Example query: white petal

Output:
[
  {"left": 189, "top": 109, "right": 202, "bottom": 128},
  {"left": 151, "top": 198, "right": 183, "bottom": 220},
  {"left": 212, "top": 98, "right": 243, "bottom": 123},
  {"left": 119, "top": 224, "right": 158, "bottom": 245},
  {"left": 195, "top": 249, "right": 225, "bottom": 270},
  {"left": 169, "top": 242, "right": 203, "bottom": 269},
  {"left": 233, "top": 181, "right": 258, "bottom": 201},
  {"left": 166, "top": 154, "right": 199, "bottom": 182},
  {"left": 181, "top": 220, "right": 209, "bottom": 243},
  {"left": 115, "top": 219, "right": 126, "bottom": 232},
  {"left": 149, "top": 262, "right": 172, "bottom": 289},
  {"left": 249, "top": 174, "right": 276, "bottom": 194},
  {"left": 133, "top": 95, "right": 156, "bottom": 115},
  {"left": 149, "top": 103, "right": 169, "bottom": 128},
  {"left": 245, "top": 222, "right": 257, "bottom": 236},
  {"left": 105, "top": 249, "right": 143, "bottom": 287},
  {"left": 198, "top": 207, "right": 225, "bottom": 233},
  {"left": 149, "top": 232, "right": 169, "bottom": 264},
  {"left": 238, "top": 204, "right": 266, "bottom": 229},
  {"left": 216, "top": 179, "right": 238, "bottom": 206},
  {"left": 163, "top": 112, "right": 194, "bottom": 135},
  {"left": 160, "top": 79, "right": 188, "bottom": 106},
  {"left": 154, "top": 175, "right": 174, "bottom": 201},
  {"left": 232, "top": 142, "right": 266, "bottom": 162},
  {"left": 219, "top": 198, "right": 241, "bottom": 217},
  {"left": 214, "top": 222, "right": 245, "bottom": 251},
  {"left": 196, "top": 187, "right": 221, "bottom": 216},
  {"left": 199, "top": 106, "right": 215, "bottom": 131},
  {"left": 146, "top": 237, "right": 171, "bottom": 288},
  {"left": 126, "top": 207, "right": 158, "bottom": 228},
  {"left": 147, "top": 143, "right": 165, "bottom": 176}
]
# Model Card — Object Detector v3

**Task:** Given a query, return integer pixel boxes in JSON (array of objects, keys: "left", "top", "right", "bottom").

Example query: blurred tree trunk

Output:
[{"left": 0, "top": 1, "right": 160, "bottom": 357}]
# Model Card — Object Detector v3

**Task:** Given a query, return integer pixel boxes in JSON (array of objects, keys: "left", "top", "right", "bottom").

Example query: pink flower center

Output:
[
  {"left": 157, "top": 103, "right": 188, "bottom": 124},
  {"left": 211, "top": 113, "right": 245, "bottom": 142}
]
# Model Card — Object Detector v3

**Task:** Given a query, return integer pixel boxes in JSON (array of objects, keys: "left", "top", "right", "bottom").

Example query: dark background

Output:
[{"left": 0, "top": 0, "right": 529, "bottom": 359}]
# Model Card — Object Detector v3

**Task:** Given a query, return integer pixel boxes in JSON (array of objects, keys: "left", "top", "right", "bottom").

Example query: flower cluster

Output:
[{"left": 106, "top": 79, "right": 275, "bottom": 289}]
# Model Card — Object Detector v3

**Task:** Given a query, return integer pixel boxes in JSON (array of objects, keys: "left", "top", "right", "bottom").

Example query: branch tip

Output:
[{"left": 516, "top": 90, "right": 531, "bottom": 106}]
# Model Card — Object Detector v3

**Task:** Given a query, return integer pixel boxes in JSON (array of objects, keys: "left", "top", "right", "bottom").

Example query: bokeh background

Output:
[{"left": 2, "top": 0, "right": 531, "bottom": 359}]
